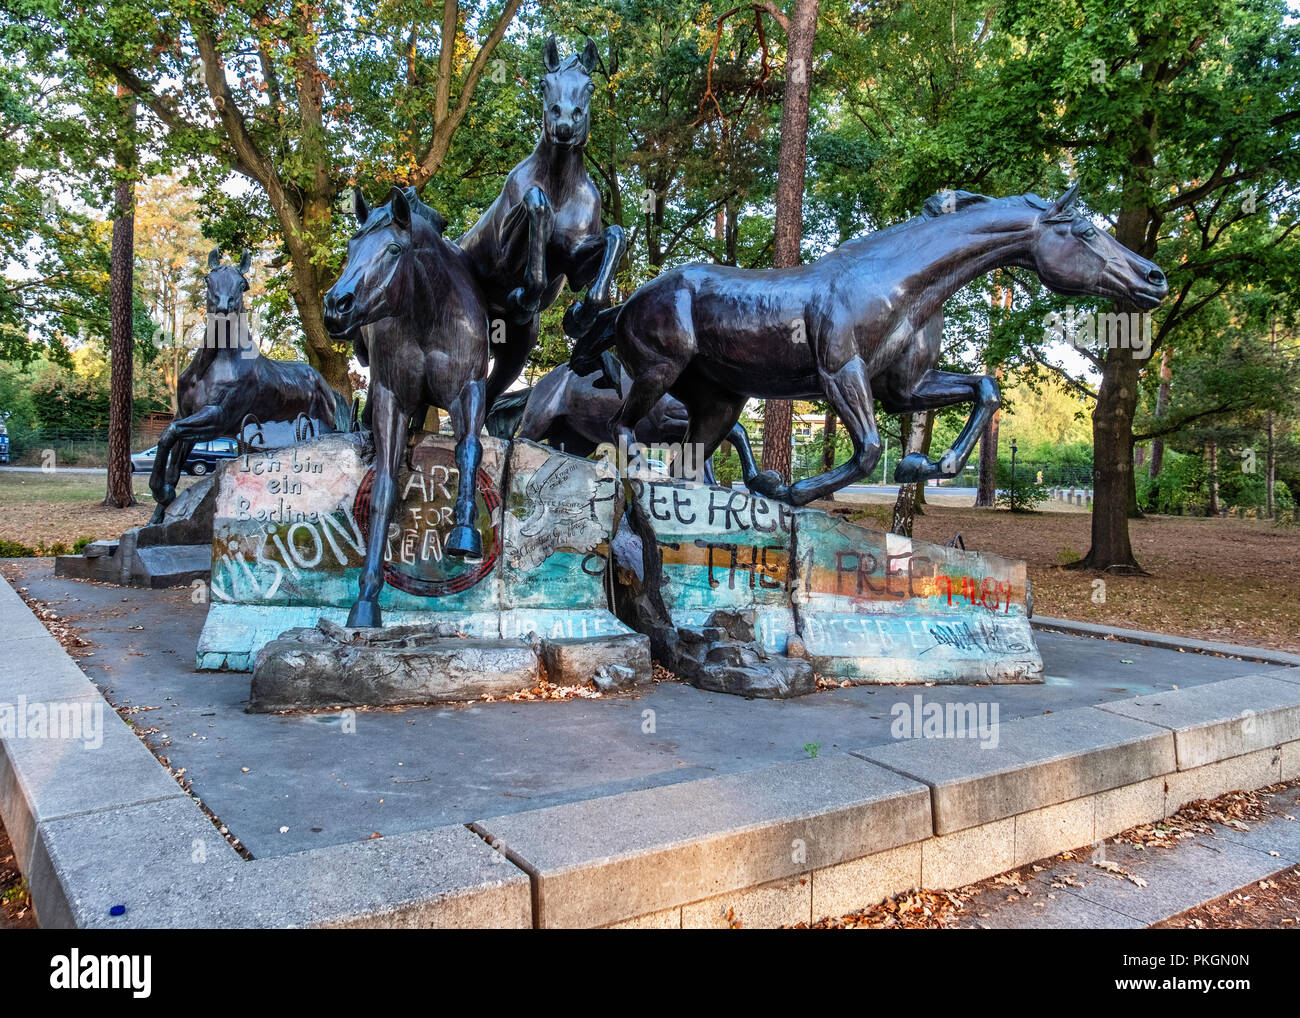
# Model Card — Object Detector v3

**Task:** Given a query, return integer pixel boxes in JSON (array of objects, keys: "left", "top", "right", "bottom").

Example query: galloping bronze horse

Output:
[
  {"left": 458, "top": 35, "right": 625, "bottom": 403},
  {"left": 323, "top": 187, "right": 490, "bottom": 628},
  {"left": 573, "top": 185, "right": 1168, "bottom": 505},
  {"left": 149, "top": 249, "right": 349, "bottom": 523},
  {"left": 487, "top": 361, "right": 758, "bottom": 486}
]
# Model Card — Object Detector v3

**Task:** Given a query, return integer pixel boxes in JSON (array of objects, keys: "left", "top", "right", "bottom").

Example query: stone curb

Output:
[
  {"left": 5, "top": 570, "right": 1300, "bottom": 928},
  {"left": 0, "top": 573, "right": 533, "bottom": 929},
  {"left": 471, "top": 754, "right": 932, "bottom": 928},
  {"left": 1095, "top": 674, "right": 1300, "bottom": 770},
  {"left": 854, "top": 706, "right": 1177, "bottom": 835},
  {"left": 1031, "top": 615, "right": 1300, "bottom": 667}
]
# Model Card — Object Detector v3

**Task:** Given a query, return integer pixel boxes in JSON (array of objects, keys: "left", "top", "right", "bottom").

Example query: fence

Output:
[{"left": 3, "top": 427, "right": 165, "bottom": 467}]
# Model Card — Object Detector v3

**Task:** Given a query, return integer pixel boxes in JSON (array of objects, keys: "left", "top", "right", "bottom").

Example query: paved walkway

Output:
[
  {"left": 954, "top": 784, "right": 1300, "bottom": 928},
  {"left": 3, "top": 556, "right": 1292, "bottom": 861}
]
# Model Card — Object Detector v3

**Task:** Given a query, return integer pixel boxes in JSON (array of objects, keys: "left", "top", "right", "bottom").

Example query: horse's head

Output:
[
  {"left": 205, "top": 248, "right": 251, "bottom": 315},
  {"left": 324, "top": 185, "right": 447, "bottom": 339},
  {"left": 540, "top": 35, "right": 597, "bottom": 148},
  {"left": 1027, "top": 184, "right": 1167, "bottom": 310}
]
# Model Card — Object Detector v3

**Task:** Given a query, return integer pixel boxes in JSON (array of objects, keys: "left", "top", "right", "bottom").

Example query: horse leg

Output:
[
  {"left": 445, "top": 378, "right": 487, "bottom": 558},
  {"left": 610, "top": 362, "right": 680, "bottom": 479},
  {"left": 725, "top": 423, "right": 761, "bottom": 488},
  {"left": 672, "top": 381, "right": 747, "bottom": 486},
  {"left": 514, "top": 369, "right": 567, "bottom": 444},
  {"left": 881, "top": 369, "right": 1000, "bottom": 482},
  {"left": 347, "top": 383, "right": 406, "bottom": 628},
  {"left": 504, "top": 187, "right": 554, "bottom": 324},
  {"left": 754, "top": 357, "right": 882, "bottom": 506},
  {"left": 486, "top": 318, "right": 538, "bottom": 406},
  {"left": 564, "top": 225, "right": 627, "bottom": 337},
  {"left": 148, "top": 405, "right": 222, "bottom": 523}
]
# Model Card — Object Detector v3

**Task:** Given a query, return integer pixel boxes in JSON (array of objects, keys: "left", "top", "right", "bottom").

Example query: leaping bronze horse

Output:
[
  {"left": 324, "top": 187, "right": 490, "bottom": 628},
  {"left": 459, "top": 35, "right": 625, "bottom": 404},
  {"left": 573, "top": 186, "right": 1168, "bottom": 504},
  {"left": 149, "top": 249, "right": 349, "bottom": 523}
]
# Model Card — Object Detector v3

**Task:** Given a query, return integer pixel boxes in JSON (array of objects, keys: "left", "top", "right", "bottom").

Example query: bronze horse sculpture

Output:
[
  {"left": 487, "top": 362, "right": 758, "bottom": 487},
  {"left": 149, "top": 249, "right": 349, "bottom": 523},
  {"left": 458, "top": 35, "right": 625, "bottom": 404},
  {"left": 573, "top": 185, "right": 1168, "bottom": 504},
  {"left": 323, "top": 186, "right": 490, "bottom": 628}
]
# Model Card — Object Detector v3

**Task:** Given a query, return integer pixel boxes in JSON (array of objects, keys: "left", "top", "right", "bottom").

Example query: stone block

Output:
[
  {"left": 857, "top": 706, "right": 1175, "bottom": 834},
  {"left": 811, "top": 842, "right": 921, "bottom": 920},
  {"left": 1096, "top": 674, "right": 1300, "bottom": 769},
  {"left": 472, "top": 754, "right": 931, "bottom": 928},
  {"left": 920, "top": 817, "right": 1016, "bottom": 889},
  {"left": 1093, "top": 777, "right": 1168, "bottom": 841},
  {"left": 1013, "top": 797, "right": 1095, "bottom": 866},
  {"left": 681, "top": 874, "right": 811, "bottom": 929},
  {"left": 1163, "top": 746, "right": 1283, "bottom": 812},
  {"left": 249, "top": 623, "right": 540, "bottom": 711},
  {"left": 539, "top": 632, "right": 650, "bottom": 688}
]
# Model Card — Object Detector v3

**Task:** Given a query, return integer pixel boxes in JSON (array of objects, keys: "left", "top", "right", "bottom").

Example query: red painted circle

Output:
[{"left": 353, "top": 461, "right": 500, "bottom": 598}]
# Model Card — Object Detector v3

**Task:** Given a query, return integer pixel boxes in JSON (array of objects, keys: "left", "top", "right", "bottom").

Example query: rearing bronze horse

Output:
[
  {"left": 149, "top": 249, "right": 349, "bottom": 523},
  {"left": 458, "top": 35, "right": 625, "bottom": 404}
]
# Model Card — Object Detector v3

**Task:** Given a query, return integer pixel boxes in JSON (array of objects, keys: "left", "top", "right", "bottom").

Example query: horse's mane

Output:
[
  {"left": 844, "top": 190, "right": 1061, "bottom": 249},
  {"left": 355, "top": 186, "right": 447, "bottom": 238}
]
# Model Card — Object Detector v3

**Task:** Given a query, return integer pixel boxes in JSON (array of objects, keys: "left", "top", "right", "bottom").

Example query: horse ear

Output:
[
  {"left": 352, "top": 186, "right": 370, "bottom": 225},
  {"left": 208, "top": 248, "right": 221, "bottom": 271},
  {"left": 543, "top": 35, "right": 560, "bottom": 72},
  {"left": 238, "top": 249, "right": 252, "bottom": 275},
  {"left": 388, "top": 186, "right": 410, "bottom": 229},
  {"left": 1043, "top": 181, "right": 1082, "bottom": 222},
  {"left": 579, "top": 37, "right": 598, "bottom": 72}
]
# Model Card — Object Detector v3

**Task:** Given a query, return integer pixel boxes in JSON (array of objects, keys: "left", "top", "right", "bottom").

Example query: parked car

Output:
[
  {"left": 131, "top": 437, "right": 238, "bottom": 476},
  {"left": 0, "top": 419, "right": 8, "bottom": 464}
]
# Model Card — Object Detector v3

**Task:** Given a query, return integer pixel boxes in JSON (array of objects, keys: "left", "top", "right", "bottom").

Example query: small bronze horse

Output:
[
  {"left": 573, "top": 185, "right": 1168, "bottom": 505},
  {"left": 323, "top": 186, "right": 490, "bottom": 628},
  {"left": 149, "top": 249, "right": 349, "bottom": 523},
  {"left": 458, "top": 35, "right": 625, "bottom": 404},
  {"left": 487, "top": 361, "right": 758, "bottom": 486}
]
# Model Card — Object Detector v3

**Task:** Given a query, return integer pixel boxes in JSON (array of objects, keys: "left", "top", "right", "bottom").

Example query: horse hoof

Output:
[
  {"left": 563, "top": 301, "right": 597, "bottom": 337},
  {"left": 746, "top": 470, "right": 786, "bottom": 499},
  {"left": 505, "top": 287, "right": 539, "bottom": 323},
  {"left": 445, "top": 524, "right": 482, "bottom": 559},
  {"left": 147, "top": 505, "right": 167, "bottom": 526},
  {"left": 346, "top": 601, "right": 382, "bottom": 629},
  {"left": 894, "top": 452, "right": 933, "bottom": 484}
]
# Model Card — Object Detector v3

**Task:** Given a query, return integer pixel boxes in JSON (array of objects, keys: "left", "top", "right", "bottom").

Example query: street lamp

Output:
[{"left": 1010, "top": 438, "right": 1018, "bottom": 509}]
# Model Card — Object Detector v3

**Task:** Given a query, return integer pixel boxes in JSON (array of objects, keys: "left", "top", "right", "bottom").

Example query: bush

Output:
[{"left": 995, "top": 460, "right": 1048, "bottom": 512}]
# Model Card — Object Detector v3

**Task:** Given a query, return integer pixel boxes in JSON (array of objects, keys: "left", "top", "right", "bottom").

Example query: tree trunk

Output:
[
  {"left": 1206, "top": 441, "right": 1219, "bottom": 516},
  {"left": 1267, "top": 320, "right": 1277, "bottom": 517},
  {"left": 975, "top": 409, "right": 999, "bottom": 507},
  {"left": 760, "top": 0, "right": 819, "bottom": 484},
  {"left": 820, "top": 406, "right": 836, "bottom": 500},
  {"left": 891, "top": 411, "right": 928, "bottom": 536},
  {"left": 1067, "top": 347, "right": 1144, "bottom": 572},
  {"left": 1148, "top": 347, "right": 1171, "bottom": 478},
  {"left": 914, "top": 409, "right": 934, "bottom": 509},
  {"left": 104, "top": 86, "right": 137, "bottom": 509}
]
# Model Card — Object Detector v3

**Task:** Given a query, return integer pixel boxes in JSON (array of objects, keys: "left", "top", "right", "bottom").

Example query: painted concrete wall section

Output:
[
  {"left": 628, "top": 478, "right": 1042, "bottom": 685},
  {"left": 197, "top": 434, "right": 629, "bottom": 670}
]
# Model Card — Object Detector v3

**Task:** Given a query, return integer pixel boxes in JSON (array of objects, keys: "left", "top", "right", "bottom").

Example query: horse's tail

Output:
[
  {"left": 487, "top": 388, "right": 532, "bottom": 441},
  {"left": 568, "top": 305, "right": 621, "bottom": 376}
]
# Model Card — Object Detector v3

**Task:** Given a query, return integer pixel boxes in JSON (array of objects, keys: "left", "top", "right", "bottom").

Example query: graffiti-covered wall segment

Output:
[{"left": 197, "top": 432, "right": 1042, "bottom": 687}]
